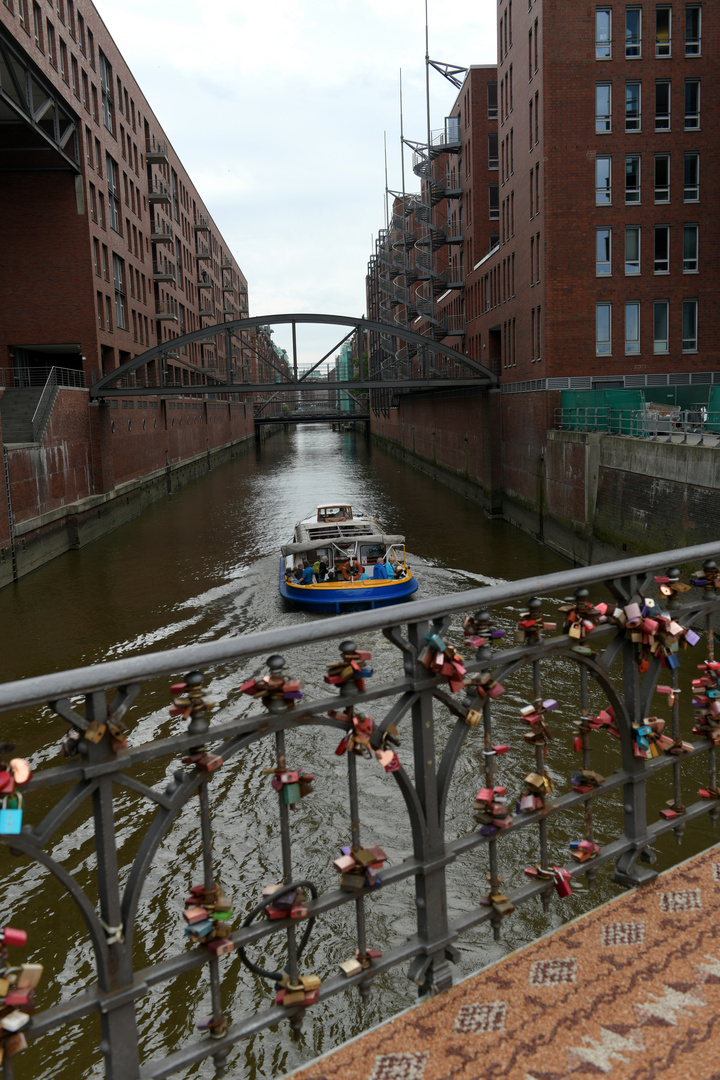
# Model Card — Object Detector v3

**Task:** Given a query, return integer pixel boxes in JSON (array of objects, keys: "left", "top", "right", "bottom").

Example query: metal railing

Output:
[
  {"left": 3, "top": 542, "right": 720, "bottom": 1077},
  {"left": 555, "top": 407, "right": 720, "bottom": 442},
  {"left": 6, "top": 366, "right": 86, "bottom": 389}
]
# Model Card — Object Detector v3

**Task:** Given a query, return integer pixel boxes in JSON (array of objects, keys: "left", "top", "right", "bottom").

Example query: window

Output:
[
  {"left": 99, "top": 49, "right": 114, "bottom": 134},
  {"left": 87, "top": 28, "right": 94, "bottom": 67},
  {"left": 488, "top": 132, "right": 498, "bottom": 169},
  {"left": 626, "top": 7, "right": 641, "bottom": 57},
  {"left": 489, "top": 183, "right": 499, "bottom": 219},
  {"left": 684, "top": 152, "right": 699, "bottom": 201},
  {"left": 686, "top": 6, "right": 701, "bottom": 56},
  {"left": 97, "top": 291, "right": 104, "bottom": 329},
  {"left": 93, "top": 237, "right": 100, "bottom": 275},
  {"left": 530, "top": 235, "right": 535, "bottom": 282},
  {"left": 56, "top": 0, "right": 63, "bottom": 20},
  {"left": 81, "top": 71, "right": 89, "bottom": 111},
  {"left": 625, "top": 155, "right": 640, "bottom": 203},
  {"left": 77, "top": 10, "right": 84, "bottom": 52},
  {"left": 18, "top": 0, "right": 28, "bottom": 30},
  {"left": 113, "top": 255, "right": 126, "bottom": 329},
  {"left": 534, "top": 90, "right": 539, "bottom": 143},
  {"left": 487, "top": 82, "right": 497, "bottom": 120},
  {"left": 625, "top": 227, "right": 640, "bottom": 274},
  {"left": 596, "top": 8, "right": 611, "bottom": 58},
  {"left": 528, "top": 28, "right": 532, "bottom": 79},
  {"left": 85, "top": 125, "right": 92, "bottom": 166},
  {"left": 655, "top": 80, "right": 670, "bottom": 130},
  {"left": 88, "top": 181, "right": 97, "bottom": 222},
  {"left": 59, "top": 38, "right": 68, "bottom": 82},
  {"left": 685, "top": 80, "right": 700, "bottom": 129},
  {"left": 32, "top": 2, "right": 42, "bottom": 48},
  {"left": 682, "top": 299, "right": 697, "bottom": 351},
  {"left": 46, "top": 20, "right": 56, "bottom": 65},
  {"left": 654, "top": 225, "right": 669, "bottom": 272},
  {"left": 533, "top": 18, "right": 538, "bottom": 72},
  {"left": 66, "top": 0, "right": 73, "bottom": 37},
  {"left": 596, "top": 227, "right": 611, "bottom": 275},
  {"left": 596, "top": 303, "right": 611, "bottom": 355},
  {"left": 625, "top": 82, "right": 641, "bottom": 131},
  {"left": 596, "top": 83, "right": 611, "bottom": 132},
  {"left": 530, "top": 169, "right": 534, "bottom": 215},
  {"left": 106, "top": 154, "right": 120, "bottom": 232},
  {"left": 653, "top": 301, "right": 669, "bottom": 353},
  {"left": 656, "top": 7, "right": 671, "bottom": 56},
  {"left": 625, "top": 303, "right": 640, "bottom": 354},
  {"left": 683, "top": 224, "right": 698, "bottom": 272},
  {"left": 529, "top": 98, "right": 533, "bottom": 149},
  {"left": 654, "top": 154, "right": 669, "bottom": 202},
  {"left": 596, "top": 155, "right": 611, "bottom": 204}
]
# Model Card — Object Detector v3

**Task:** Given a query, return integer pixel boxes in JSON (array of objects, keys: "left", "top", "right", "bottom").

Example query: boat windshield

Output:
[{"left": 317, "top": 505, "right": 353, "bottom": 522}]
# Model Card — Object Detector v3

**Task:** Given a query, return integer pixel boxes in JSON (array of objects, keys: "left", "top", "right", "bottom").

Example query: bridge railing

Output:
[{"left": 3, "top": 541, "right": 720, "bottom": 1078}]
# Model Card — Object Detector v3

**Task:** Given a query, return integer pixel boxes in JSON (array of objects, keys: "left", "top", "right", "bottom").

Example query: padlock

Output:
[{"left": 0, "top": 795, "right": 22, "bottom": 835}]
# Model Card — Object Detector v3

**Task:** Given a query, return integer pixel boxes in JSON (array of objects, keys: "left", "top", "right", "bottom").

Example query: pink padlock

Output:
[{"left": 553, "top": 868, "right": 572, "bottom": 897}]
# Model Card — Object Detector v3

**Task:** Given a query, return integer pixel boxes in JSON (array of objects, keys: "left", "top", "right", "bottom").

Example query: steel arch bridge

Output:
[{"left": 89, "top": 313, "right": 497, "bottom": 401}]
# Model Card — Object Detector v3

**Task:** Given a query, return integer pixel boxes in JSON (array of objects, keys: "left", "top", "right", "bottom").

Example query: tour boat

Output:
[{"left": 279, "top": 503, "right": 418, "bottom": 613}]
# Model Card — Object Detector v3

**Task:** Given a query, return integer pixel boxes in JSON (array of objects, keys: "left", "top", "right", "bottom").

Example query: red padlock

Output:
[
  {"left": 1, "top": 927, "right": 27, "bottom": 948},
  {"left": 552, "top": 867, "right": 572, "bottom": 897}
]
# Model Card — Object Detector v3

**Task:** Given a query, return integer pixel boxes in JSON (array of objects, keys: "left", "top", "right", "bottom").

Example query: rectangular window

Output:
[
  {"left": 99, "top": 49, "right": 114, "bottom": 134},
  {"left": 625, "top": 82, "right": 641, "bottom": 131},
  {"left": 85, "top": 125, "right": 92, "bottom": 167},
  {"left": 596, "top": 155, "right": 611, "bottom": 204},
  {"left": 530, "top": 169, "right": 534, "bottom": 215},
  {"left": 81, "top": 71, "right": 89, "bottom": 111},
  {"left": 106, "top": 154, "right": 120, "bottom": 232},
  {"left": 655, "top": 80, "right": 670, "bottom": 130},
  {"left": 534, "top": 90, "right": 539, "bottom": 143},
  {"left": 489, "top": 183, "right": 499, "bottom": 220},
  {"left": 656, "top": 7, "right": 671, "bottom": 56},
  {"left": 653, "top": 300, "right": 669, "bottom": 353},
  {"left": 488, "top": 132, "right": 498, "bottom": 169},
  {"left": 93, "top": 237, "right": 100, "bottom": 275},
  {"left": 682, "top": 299, "right": 698, "bottom": 351},
  {"left": 87, "top": 28, "right": 94, "bottom": 67},
  {"left": 97, "top": 291, "right": 104, "bottom": 329},
  {"left": 685, "top": 79, "right": 700, "bottom": 129},
  {"left": 683, "top": 224, "right": 698, "bottom": 272},
  {"left": 18, "top": 0, "right": 28, "bottom": 30},
  {"left": 686, "top": 6, "right": 701, "bottom": 56},
  {"left": 46, "top": 20, "right": 56, "bottom": 65},
  {"left": 625, "top": 155, "right": 640, "bottom": 203},
  {"left": 88, "top": 181, "right": 97, "bottom": 222},
  {"left": 32, "top": 2, "right": 42, "bottom": 47},
  {"left": 626, "top": 7, "right": 641, "bottom": 56},
  {"left": 654, "top": 154, "right": 669, "bottom": 202},
  {"left": 625, "top": 226, "right": 640, "bottom": 274},
  {"left": 625, "top": 302, "right": 640, "bottom": 354},
  {"left": 684, "top": 152, "right": 699, "bottom": 201},
  {"left": 113, "top": 254, "right": 126, "bottom": 329},
  {"left": 77, "top": 10, "right": 84, "bottom": 52},
  {"left": 596, "top": 227, "right": 611, "bottom": 275},
  {"left": 56, "top": 0, "right": 63, "bottom": 21},
  {"left": 596, "top": 7, "right": 611, "bottom": 58},
  {"left": 654, "top": 225, "right": 669, "bottom": 272},
  {"left": 59, "top": 38, "right": 68, "bottom": 82},
  {"left": 596, "top": 303, "right": 612, "bottom": 355},
  {"left": 596, "top": 83, "right": 611, "bottom": 132},
  {"left": 487, "top": 82, "right": 497, "bottom": 120},
  {"left": 66, "top": 0, "right": 73, "bottom": 36}
]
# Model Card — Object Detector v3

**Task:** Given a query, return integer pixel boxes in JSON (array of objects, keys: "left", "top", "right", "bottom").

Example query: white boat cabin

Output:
[{"left": 281, "top": 504, "right": 407, "bottom": 582}]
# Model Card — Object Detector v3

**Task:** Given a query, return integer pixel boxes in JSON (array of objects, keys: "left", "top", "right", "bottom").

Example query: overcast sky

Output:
[{"left": 97, "top": 0, "right": 497, "bottom": 363}]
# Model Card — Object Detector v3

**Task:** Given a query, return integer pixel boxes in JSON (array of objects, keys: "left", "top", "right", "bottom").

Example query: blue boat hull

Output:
[{"left": 279, "top": 560, "right": 418, "bottom": 613}]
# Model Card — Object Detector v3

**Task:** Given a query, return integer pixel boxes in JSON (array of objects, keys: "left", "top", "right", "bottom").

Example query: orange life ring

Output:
[{"left": 341, "top": 563, "right": 351, "bottom": 580}]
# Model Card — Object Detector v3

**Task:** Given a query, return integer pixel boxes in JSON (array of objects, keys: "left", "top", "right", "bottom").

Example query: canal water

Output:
[{"left": 0, "top": 427, "right": 715, "bottom": 1079}]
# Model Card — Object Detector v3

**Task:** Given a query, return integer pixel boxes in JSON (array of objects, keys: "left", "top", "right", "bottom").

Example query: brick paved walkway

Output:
[{"left": 286, "top": 843, "right": 720, "bottom": 1080}]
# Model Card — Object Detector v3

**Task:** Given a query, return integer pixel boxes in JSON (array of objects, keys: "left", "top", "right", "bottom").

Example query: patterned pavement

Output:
[{"left": 286, "top": 844, "right": 720, "bottom": 1080}]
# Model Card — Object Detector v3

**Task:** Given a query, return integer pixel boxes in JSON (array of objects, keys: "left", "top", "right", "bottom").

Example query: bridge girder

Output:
[{"left": 89, "top": 313, "right": 498, "bottom": 399}]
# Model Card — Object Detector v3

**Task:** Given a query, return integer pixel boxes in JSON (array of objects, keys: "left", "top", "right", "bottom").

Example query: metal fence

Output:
[
  {"left": 3, "top": 541, "right": 720, "bottom": 1078},
  {"left": 3, "top": 367, "right": 86, "bottom": 390},
  {"left": 555, "top": 406, "right": 720, "bottom": 441}
]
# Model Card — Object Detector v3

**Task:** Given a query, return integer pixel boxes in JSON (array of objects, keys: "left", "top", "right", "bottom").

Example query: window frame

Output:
[
  {"left": 625, "top": 154, "right": 641, "bottom": 204},
  {"left": 596, "top": 7, "right": 612, "bottom": 59},
  {"left": 685, "top": 5, "right": 701, "bottom": 56},
  {"left": 596, "top": 82, "right": 612, "bottom": 133},
  {"left": 685, "top": 79, "right": 700, "bottom": 130},
  {"left": 654, "top": 154, "right": 670, "bottom": 203},
  {"left": 683, "top": 152, "right": 699, "bottom": 202},
  {"left": 596, "top": 226, "right": 611, "bottom": 276},
  {"left": 682, "top": 299, "right": 698, "bottom": 352},
  {"left": 596, "top": 155, "right": 611, "bottom": 205},
  {"left": 625, "top": 81, "right": 641, "bottom": 132},
  {"left": 596, "top": 302, "right": 612, "bottom": 355},
  {"left": 625, "top": 7, "right": 642, "bottom": 58},
  {"left": 655, "top": 80, "right": 670, "bottom": 131},
  {"left": 625, "top": 226, "right": 640, "bottom": 275},
  {"left": 655, "top": 6, "right": 672, "bottom": 56},
  {"left": 654, "top": 224, "right": 670, "bottom": 274},
  {"left": 683, "top": 223, "right": 698, "bottom": 273},
  {"left": 653, "top": 300, "right": 669, "bottom": 354},
  {"left": 625, "top": 301, "right": 641, "bottom": 354}
]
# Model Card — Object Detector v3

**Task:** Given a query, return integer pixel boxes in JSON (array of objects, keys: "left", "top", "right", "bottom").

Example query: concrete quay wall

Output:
[
  {"left": 371, "top": 396, "right": 720, "bottom": 566},
  {"left": 0, "top": 390, "right": 259, "bottom": 588}
]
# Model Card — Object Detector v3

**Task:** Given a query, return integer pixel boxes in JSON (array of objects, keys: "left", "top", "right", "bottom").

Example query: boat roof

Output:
[{"left": 281, "top": 532, "right": 405, "bottom": 556}]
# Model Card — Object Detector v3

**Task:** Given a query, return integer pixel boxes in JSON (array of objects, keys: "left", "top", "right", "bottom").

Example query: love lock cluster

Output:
[
  {"left": 262, "top": 765, "right": 314, "bottom": 808},
  {"left": 514, "top": 597, "right": 556, "bottom": 644},
  {"left": 418, "top": 630, "right": 466, "bottom": 692},
  {"left": 474, "top": 783, "right": 512, "bottom": 834},
  {"left": 519, "top": 699, "right": 557, "bottom": 750},
  {"left": 517, "top": 771, "right": 553, "bottom": 813},
  {"left": 241, "top": 655, "right": 303, "bottom": 711},
  {"left": 183, "top": 882, "right": 235, "bottom": 958},
  {"left": 324, "top": 642, "right": 373, "bottom": 693},
  {"left": 261, "top": 883, "right": 308, "bottom": 921},
  {"left": 462, "top": 611, "right": 505, "bottom": 650},
  {"left": 692, "top": 660, "right": 720, "bottom": 746},
  {"left": 0, "top": 750, "right": 31, "bottom": 835},
  {"left": 333, "top": 845, "right": 387, "bottom": 891},
  {"left": 0, "top": 926, "right": 42, "bottom": 1063},
  {"left": 328, "top": 709, "right": 401, "bottom": 773}
]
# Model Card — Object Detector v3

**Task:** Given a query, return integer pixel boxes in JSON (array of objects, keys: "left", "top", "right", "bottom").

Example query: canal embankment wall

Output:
[
  {"left": 371, "top": 395, "right": 720, "bottom": 566},
  {"left": 0, "top": 389, "right": 264, "bottom": 587}
]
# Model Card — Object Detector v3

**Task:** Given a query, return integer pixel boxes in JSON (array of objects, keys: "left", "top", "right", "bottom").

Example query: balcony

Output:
[
  {"left": 146, "top": 139, "right": 169, "bottom": 164},
  {"left": 223, "top": 305, "right": 235, "bottom": 319},
  {"left": 197, "top": 272, "right": 213, "bottom": 290},
  {"left": 148, "top": 178, "right": 172, "bottom": 204},
  {"left": 150, "top": 226, "right": 174, "bottom": 244},
  {"left": 196, "top": 245, "right": 211, "bottom": 261},
  {"left": 153, "top": 258, "right": 176, "bottom": 282},
  {"left": 155, "top": 300, "right": 178, "bottom": 321},
  {"left": 198, "top": 299, "right": 214, "bottom": 316},
  {"left": 222, "top": 283, "right": 235, "bottom": 293},
  {"left": 194, "top": 214, "right": 210, "bottom": 232}
]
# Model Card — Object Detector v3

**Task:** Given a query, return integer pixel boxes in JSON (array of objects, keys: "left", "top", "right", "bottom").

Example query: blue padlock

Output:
[
  {"left": 0, "top": 794, "right": 23, "bottom": 835},
  {"left": 424, "top": 632, "right": 446, "bottom": 652}
]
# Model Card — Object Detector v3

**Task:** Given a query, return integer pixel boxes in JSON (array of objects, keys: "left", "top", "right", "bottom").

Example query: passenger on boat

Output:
[
  {"left": 357, "top": 569, "right": 371, "bottom": 581},
  {"left": 373, "top": 558, "right": 389, "bottom": 579},
  {"left": 318, "top": 557, "right": 329, "bottom": 581},
  {"left": 301, "top": 563, "right": 316, "bottom": 585}
]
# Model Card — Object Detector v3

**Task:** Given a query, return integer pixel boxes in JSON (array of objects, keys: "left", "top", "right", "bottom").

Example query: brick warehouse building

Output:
[
  {"left": 368, "top": 0, "right": 720, "bottom": 557},
  {"left": 0, "top": 0, "right": 268, "bottom": 585}
]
